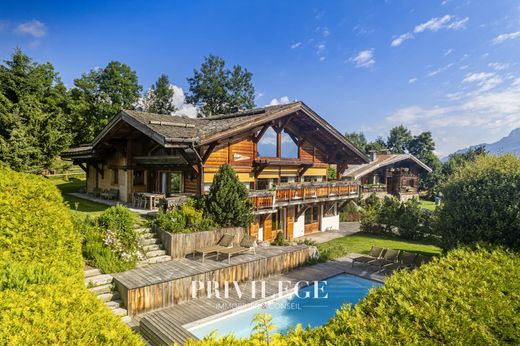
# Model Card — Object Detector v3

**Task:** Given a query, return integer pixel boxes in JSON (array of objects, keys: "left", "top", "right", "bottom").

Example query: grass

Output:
[
  {"left": 317, "top": 232, "right": 442, "bottom": 260},
  {"left": 419, "top": 198, "right": 437, "bottom": 211},
  {"left": 49, "top": 176, "right": 110, "bottom": 217}
]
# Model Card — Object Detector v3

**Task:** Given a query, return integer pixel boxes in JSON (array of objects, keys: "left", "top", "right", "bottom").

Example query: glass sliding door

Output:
[{"left": 159, "top": 171, "right": 183, "bottom": 196}]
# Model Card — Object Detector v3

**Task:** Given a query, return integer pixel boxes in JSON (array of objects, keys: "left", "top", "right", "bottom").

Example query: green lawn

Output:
[
  {"left": 317, "top": 232, "right": 442, "bottom": 260},
  {"left": 419, "top": 198, "right": 437, "bottom": 211},
  {"left": 49, "top": 176, "right": 110, "bottom": 217}
]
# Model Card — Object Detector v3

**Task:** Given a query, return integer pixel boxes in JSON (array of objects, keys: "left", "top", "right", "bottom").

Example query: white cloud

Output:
[
  {"left": 316, "top": 43, "right": 326, "bottom": 54},
  {"left": 319, "top": 56, "right": 326, "bottom": 62},
  {"left": 492, "top": 31, "right": 520, "bottom": 44},
  {"left": 385, "top": 76, "right": 520, "bottom": 156},
  {"left": 269, "top": 96, "right": 290, "bottom": 106},
  {"left": 391, "top": 15, "right": 468, "bottom": 47},
  {"left": 408, "top": 77, "right": 418, "bottom": 84},
  {"left": 489, "top": 62, "right": 510, "bottom": 71},
  {"left": 462, "top": 72, "right": 502, "bottom": 92},
  {"left": 391, "top": 32, "right": 414, "bottom": 47},
  {"left": 444, "top": 48, "right": 454, "bottom": 56},
  {"left": 348, "top": 49, "right": 375, "bottom": 68},
  {"left": 15, "top": 20, "right": 46, "bottom": 37},
  {"left": 136, "top": 84, "right": 198, "bottom": 118},
  {"left": 291, "top": 42, "right": 302, "bottom": 49},
  {"left": 322, "top": 26, "right": 330, "bottom": 37},
  {"left": 427, "top": 63, "right": 454, "bottom": 77}
]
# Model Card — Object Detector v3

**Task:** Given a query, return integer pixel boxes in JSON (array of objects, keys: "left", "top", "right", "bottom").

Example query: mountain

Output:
[{"left": 443, "top": 128, "right": 520, "bottom": 161}]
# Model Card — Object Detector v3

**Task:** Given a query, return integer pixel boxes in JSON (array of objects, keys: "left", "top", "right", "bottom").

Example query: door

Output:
[
  {"left": 159, "top": 172, "right": 183, "bottom": 196},
  {"left": 258, "top": 221, "right": 264, "bottom": 241}
]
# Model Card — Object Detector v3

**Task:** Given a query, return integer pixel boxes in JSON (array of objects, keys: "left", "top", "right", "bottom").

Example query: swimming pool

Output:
[{"left": 188, "top": 274, "right": 382, "bottom": 339}]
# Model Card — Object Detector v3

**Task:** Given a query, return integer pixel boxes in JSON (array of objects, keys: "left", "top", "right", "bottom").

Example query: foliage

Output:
[
  {"left": 153, "top": 199, "right": 215, "bottom": 234},
  {"left": 359, "top": 194, "right": 434, "bottom": 240},
  {"left": 205, "top": 164, "right": 254, "bottom": 228},
  {"left": 387, "top": 125, "right": 412, "bottom": 154},
  {"left": 0, "top": 49, "right": 72, "bottom": 172},
  {"left": 365, "top": 136, "right": 387, "bottom": 153},
  {"left": 326, "top": 167, "right": 336, "bottom": 180},
  {"left": 339, "top": 200, "right": 361, "bottom": 222},
  {"left": 68, "top": 60, "right": 142, "bottom": 144},
  {"left": 98, "top": 205, "right": 138, "bottom": 262},
  {"left": 437, "top": 154, "right": 520, "bottom": 251},
  {"left": 138, "top": 73, "right": 177, "bottom": 114},
  {"left": 271, "top": 231, "right": 287, "bottom": 246},
  {"left": 190, "top": 247, "right": 517, "bottom": 346},
  {"left": 186, "top": 54, "right": 255, "bottom": 116},
  {"left": 251, "top": 313, "right": 276, "bottom": 344},
  {"left": 0, "top": 165, "right": 142, "bottom": 344},
  {"left": 344, "top": 131, "right": 367, "bottom": 152}
]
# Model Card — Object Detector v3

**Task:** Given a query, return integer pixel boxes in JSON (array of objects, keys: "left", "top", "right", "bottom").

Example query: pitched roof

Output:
[
  {"left": 61, "top": 101, "right": 369, "bottom": 163},
  {"left": 342, "top": 153, "right": 432, "bottom": 180}
]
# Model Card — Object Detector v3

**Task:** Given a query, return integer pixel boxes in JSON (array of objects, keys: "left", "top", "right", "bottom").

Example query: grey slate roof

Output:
[{"left": 342, "top": 153, "right": 433, "bottom": 180}]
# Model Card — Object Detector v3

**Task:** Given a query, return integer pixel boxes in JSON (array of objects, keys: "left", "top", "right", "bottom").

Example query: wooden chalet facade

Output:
[
  {"left": 342, "top": 152, "right": 432, "bottom": 201},
  {"left": 61, "top": 102, "right": 369, "bottom": 241}
]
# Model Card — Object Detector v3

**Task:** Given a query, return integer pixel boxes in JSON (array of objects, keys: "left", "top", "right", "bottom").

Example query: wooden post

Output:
[{"left": 276, "top": 130, "right": 282, "bottom": 158}]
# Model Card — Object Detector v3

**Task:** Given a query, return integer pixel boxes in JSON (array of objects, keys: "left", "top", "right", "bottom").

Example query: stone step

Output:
[
  {"left": 85, "top": 274, "right": 113, "bottom": 287},
  {"left": 134, "top": 227, "right": 150, "bottom": 234},
  {"left": 143, "top": 244, "right": 163, "bottom": 252},
  {"left": 146, "top": 255, "right": 171, "bottom": 264},
  {"left": 112, "top": 307, "right": 128, "bottom": 317},
  {"left": 146, "top": 249, "right": 166, "bottom": 258},
  {"left": 121, "top": 315, "right": 132, "bottom": 324},
  {"left": 84, "top": 268, "right": 102, "bottom": 278},
  {"left": 89, "top": 283, "right": 113, "bottom": 295},
  {"left": 105, "top": 299, "right": 123, "bottom": 309},
  {"left": 97, "top": 291, "right": 120, "bottom": 302},
  {"left": 140, "top": 237, "right": 160, "bottom": 246},
  {"left": 139, "top": 232, "right": 155, "bottom": 239}
]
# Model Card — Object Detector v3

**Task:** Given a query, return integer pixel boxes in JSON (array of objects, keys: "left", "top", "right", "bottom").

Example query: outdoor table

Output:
[{"left": 139, "top": 192, "right": 165, "bottom": 210}]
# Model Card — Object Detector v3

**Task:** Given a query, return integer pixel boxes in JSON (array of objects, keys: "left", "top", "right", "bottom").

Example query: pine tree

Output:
[
  {"left": 145, "top": 74, "right": 177, "bottom": 115},
  {"left": 205, "top": 164, "right": 254, "bottom": 228}
]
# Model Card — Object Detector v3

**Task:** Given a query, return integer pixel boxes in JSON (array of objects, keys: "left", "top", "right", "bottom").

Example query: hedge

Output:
[
  {"left": 187, "top": 246, "right": 520, "bottom": 345},
  {"left": 0, "top": 165, "right": 143, "bottom": 345}
]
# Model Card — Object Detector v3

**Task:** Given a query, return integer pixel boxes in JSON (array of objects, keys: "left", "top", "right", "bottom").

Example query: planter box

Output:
[{"left": 153, "top": 225, "right": 244, "bottom": 259}]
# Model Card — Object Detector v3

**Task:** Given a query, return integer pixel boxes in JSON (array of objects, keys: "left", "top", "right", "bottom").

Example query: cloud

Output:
[
  {"left": 170, "top": 85, "right": 198, "bottom": 117},
  {"left": 269, "top": 96, "right": 290, "bottom": 106},
  {"left": 427, "top": 63, "right": 454, "bottom": 77},
  {"left": 319, "top": 56, "right": 326, "bottom": 62},
  {"left": 385, "top": 76, "right": 520, "bottom": 156},
  {"left": 316, "top": 43, "right": 326, "bottom": 54},
  {"left": 462, "top": 72, "right": 502, "bottom": 92},
  {"left": 391, "top": 15, "right": 468, "bottom": 47},
  {"left": 492, "top": 31, "right": 520, "bottom": 44},
  {"left": 322, "top": 26, "right": 330, "bottom": 37},
  {"left": 15, "top": 20, "right": 46, "bottom": 37},
  {"left": 444, "top": 48, "right": 454, "bottom": 56},
  {"left": 408, "top": 77, "right": 418, "bottom": 84},
  {"left": 391, "top": 33, "right": 414, "bottom": 47},
  {"left": 348, "top": 49, "right": 375, "bottom": 68},
  {"left": 488, "top": 62, "right": 510, "bottom": 71},
  {"left": 290, "top": 42, "right": 302, "bottom": 49}
]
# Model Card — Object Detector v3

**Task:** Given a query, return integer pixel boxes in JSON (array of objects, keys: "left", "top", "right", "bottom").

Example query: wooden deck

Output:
[
  {"left": 139, "top": 255, "right": 386, "bottom": 345},
  {"left": 113, "top": 245, "right": 312, "bottom": 315}
]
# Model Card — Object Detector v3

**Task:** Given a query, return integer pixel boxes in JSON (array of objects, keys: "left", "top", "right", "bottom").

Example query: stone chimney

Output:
[{"left": 368, "top": 150, "right": 377, "bottom": 162}]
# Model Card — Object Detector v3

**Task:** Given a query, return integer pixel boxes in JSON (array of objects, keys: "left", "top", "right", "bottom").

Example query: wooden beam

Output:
[
  {"left": 298, "top": 164, "right": 312, "bottom": 178},
  {"left": 253, "top": 124, "right": 271, "bottom": 143},
  {"left": 276, "top": 131, "right": 281, "bottom": 158},
  {"left": 178, "top": 149, "right": 194, "bottom": 165},
  {"left": 78, "top": 163, "right": 87, "bottom": 173},
  {"left": 296, "top": 205, "right": 310, "bottom": 219},
  {"left": 93, "top": 162, "right": 104, "bottom": 179},
  {"left": 278, "top": 116, "right": 292, "bottom": 131},
  {"left": 201, "top": 143, "right": 216, "bottom": 164},
  {"left": 287, "top": 132, "right": 299, "bottom": 146},
  {"left": 254, "top": 162, "right": 269, "bottom": 178}
]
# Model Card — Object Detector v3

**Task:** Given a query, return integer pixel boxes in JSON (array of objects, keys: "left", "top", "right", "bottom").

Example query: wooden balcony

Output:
[
  {"left": 361, "top": 184, "right": 387, "bottom": 194},
  {"left": 249, "top": 181, "right": 359, "bottom": 210}
]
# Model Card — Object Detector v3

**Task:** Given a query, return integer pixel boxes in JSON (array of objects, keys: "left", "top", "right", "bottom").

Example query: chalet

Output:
[
  {"left": 61, "top": 101, "right": 369, "bottom": 241},
  {"left": 342, "top": 151, "right": 432, "bottom": 201}
]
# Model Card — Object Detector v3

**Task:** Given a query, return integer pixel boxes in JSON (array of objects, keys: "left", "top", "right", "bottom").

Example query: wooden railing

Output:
[
  {"left": 361, "top": 184, "right": 387, "bottom": 193},
  {"left": 249, "top": 181, "right": 359, "bottom": 209}
]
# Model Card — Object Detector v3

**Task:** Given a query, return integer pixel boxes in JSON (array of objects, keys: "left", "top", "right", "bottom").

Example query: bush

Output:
[
  {"left": 205, "top": 164, "right": 254, "bottom": 228},
  {"left": 153, "top": 199, "right": 215, "bottom": 234},
  {"left": 0, "top": 165, "right": 142, "bottom": 344},
  {"left": 187, "top": 247, "right": 520, "bottom": 345},
  {"left": 271, "top": 231, "right": 287, "bottom": 246},
  {"left": 339, "top": 200, "right": 361, "bottom": 222},
  {"left": 437, "top": 154, "right": 520, "bottom": 251}
]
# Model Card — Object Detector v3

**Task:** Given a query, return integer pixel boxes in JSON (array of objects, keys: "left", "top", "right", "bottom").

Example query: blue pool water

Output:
[{"left": 188, "top": 274, "right": 381, "bottom": 339}]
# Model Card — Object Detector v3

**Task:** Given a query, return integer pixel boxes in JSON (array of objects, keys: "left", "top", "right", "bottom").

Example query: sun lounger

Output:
[
  {"left": 369, "top": 248, "right": 401, "bottom": 270},
  {"left": 379, "top": 251, "right": 417, "bottom": 274},
  {"left": 216, "top": 235, "right": 257, "bottom": 263},
  {"left": 352, "top": 246, "right": 384, "bottom": 267},
  {"left": 192, "top": 233, "right": 235, "bottom": 262}
]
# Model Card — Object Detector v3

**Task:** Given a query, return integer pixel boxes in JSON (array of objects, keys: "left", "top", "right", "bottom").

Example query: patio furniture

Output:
[
  {"left": 351, "top": 246, "right": 384, "bottom": 267},
  {"left": 92, "top": 187, "right": 102, "bottom": 198},
  {"left": 369, "top": 248, "right": 401, "bottom": 270},
  {"left": 414, "top": 254, "right": 433, "bottom": 267},
  {"left": 379, "top": 251, "right": 417, "bottom": 274},
  {"left": 192, "top": 233, "right": 235, "bottom": 262},
  {"left": 216, "top": 235, "right": 257, "bottom": 263},
  {"left": 107, "top": 188, "right": 119, "bottom": 200}
]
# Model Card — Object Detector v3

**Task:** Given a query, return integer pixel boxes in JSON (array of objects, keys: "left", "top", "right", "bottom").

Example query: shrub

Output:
[
  {"left": 339, "top": 200, "right": 361, "bottom": 222},
  {"left": 437, "top": 154, "right": 520, "bottom": 251},
  {"left": 187, "top": 247, "right": 520, "bottom": 345},
  {"left": 98, "top": 205, "right": 138, "bottom": 262},
  {"left": 0, "top": 165, "right": 142, "bottom": 344},
  {"left": 205, "top": 164, "right": 254, "bottom": 228},
  {"left": 153, "top": 199, "right": 215, "bottom": 234},
  {"left": 271, "top": 231, "right": 287, "bottom": 246}
]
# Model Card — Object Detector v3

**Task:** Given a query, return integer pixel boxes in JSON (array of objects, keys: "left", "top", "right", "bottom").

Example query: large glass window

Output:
[
  {"left": 304, "top": 206, "right": 320, "bottom": 224},
  {"left": 281, "top": 131, "right": 298, "bottom": 158},
  {"left": 257, "top": 127, "right": 277, "bottom": 157},
  {"left": 133, "top": 170, "right": 145, "bottom": 186}
]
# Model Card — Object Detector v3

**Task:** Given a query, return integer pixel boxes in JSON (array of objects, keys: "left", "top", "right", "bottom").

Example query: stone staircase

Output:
[
  {"left": 136, "top": 227, "right": 171, "bottom": 266},
  {"left": 84, "top": 268, "right": 132, "bottom": 324}
]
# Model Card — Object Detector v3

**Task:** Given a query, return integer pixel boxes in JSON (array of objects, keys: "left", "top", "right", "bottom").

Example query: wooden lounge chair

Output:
[
  {"left": 351, "top": 246, "right": 384, "bottom": 267},
  {"left": 379, "top": 251, "right": 417, "bottom": 274},
  {"left": 216, "top": 235, "right": 257, "bottom": 264},
  {"left": 192, "top": 234, "right": 235, "bottom": 262},
  {"left": 368, "top": 249, "right": 401, "bottom": 270}
]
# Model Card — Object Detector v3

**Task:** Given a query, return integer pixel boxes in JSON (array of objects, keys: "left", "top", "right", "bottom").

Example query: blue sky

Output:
[{"left": 1, "top": 0, "right": 520, "bottom": 156}]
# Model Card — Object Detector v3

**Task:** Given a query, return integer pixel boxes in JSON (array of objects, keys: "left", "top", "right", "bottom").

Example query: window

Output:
[
  {"left": 111, "top": 169, "right": 118, "bottom": 184},
  {"left": 133, "top": 170, "right": 145, "bottom": 186},
  {"left": 257, "top": 127, "right": 277, "bottom": 157},
  {"left": 257, "top": 178, "right": 276, "bottom": 190},
  {"left": 271, "top": 210, "right": 282, "bottom": 230},
  {"left": 281, "top": 131, "right": 298, "bottom": 158},
  {"left": 304, "top": 176, "right": 323, "bottom": 183},
  {"left": 304, "top": 206, "right": 320, "bottom": 224},
  {"left": 280, "top": 176, "right": 296, "bottom": 184}
]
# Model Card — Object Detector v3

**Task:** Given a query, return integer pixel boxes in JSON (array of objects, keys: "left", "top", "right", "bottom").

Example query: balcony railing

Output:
[
  {"left": 249, "top": 181, "right": 359, "bottom": 209},
  {"left": 361, "top": 184, "right": 387, "bottom": 193}
]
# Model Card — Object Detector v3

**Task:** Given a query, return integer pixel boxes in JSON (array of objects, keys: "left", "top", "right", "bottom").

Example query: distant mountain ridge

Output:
[{"left": 444, "top": 128, "right": 520, "bottom": 161}]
